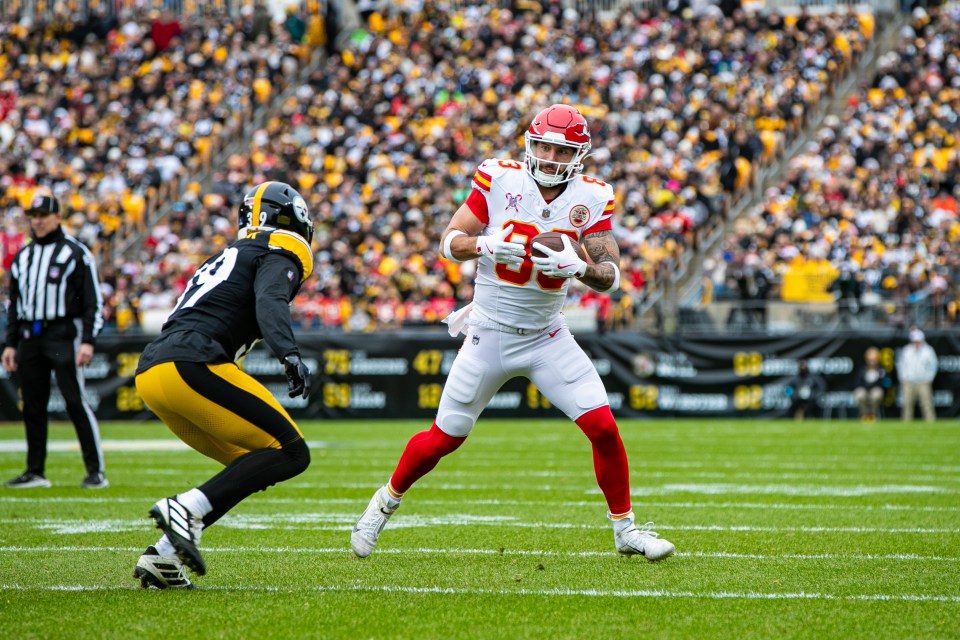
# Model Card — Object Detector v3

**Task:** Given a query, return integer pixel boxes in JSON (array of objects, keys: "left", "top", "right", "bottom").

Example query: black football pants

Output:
[
  {"left": 16, "top": 334, "right": 104, "bottom": 477},
  {"left": 135, "top": 360, "right": 311, "bottom": 528}
]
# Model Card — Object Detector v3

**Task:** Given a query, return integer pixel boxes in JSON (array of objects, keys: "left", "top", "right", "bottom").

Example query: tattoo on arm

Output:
[{"left": 579, "top": 230, "right": 620, "bottom": 292}]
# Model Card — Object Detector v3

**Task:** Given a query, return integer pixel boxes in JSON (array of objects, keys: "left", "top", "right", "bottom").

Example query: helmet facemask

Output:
[
  {"left": 523, "top": 134, "right": 591, "bottom": 187},
  {"left": 523, "top": 104, "right": 592, "bottom": 187}
]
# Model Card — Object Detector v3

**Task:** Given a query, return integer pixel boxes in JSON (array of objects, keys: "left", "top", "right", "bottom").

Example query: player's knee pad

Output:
[
  {"left": 436, "top": 411, "right": 476, "bottom": 438},
  {"left": 573, "top": 382, "right": 609, "bottom": 413},
  {"left": 550, "top": 346, "right": 595, "bottom": 384}
]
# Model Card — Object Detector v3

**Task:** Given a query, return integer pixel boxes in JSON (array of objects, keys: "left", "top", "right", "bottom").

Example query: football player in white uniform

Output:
[{"left": 352, "top": 104, "right": 674, "bottom": 561}]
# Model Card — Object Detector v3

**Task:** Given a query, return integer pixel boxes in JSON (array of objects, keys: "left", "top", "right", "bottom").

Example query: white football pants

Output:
[{"left": 436, "top": 319, "right": 609, "bottom": 437}]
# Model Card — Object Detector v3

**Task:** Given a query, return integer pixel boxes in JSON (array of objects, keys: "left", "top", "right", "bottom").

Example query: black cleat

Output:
[
  {"left": 80, "top": 472, "right": 109, "bottom": 489},
  {"left": 148, "top": 497, "right": 207, "bottom": 576},
  {"left": 4, "top": 472, "right": 51, "bottom": 488}
]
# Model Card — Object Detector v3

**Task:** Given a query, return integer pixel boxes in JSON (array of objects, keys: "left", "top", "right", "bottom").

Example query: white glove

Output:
[
  {"left": 476, "top": 224, "right": 526, "bottom": 267},
  {"left": 530, "top": 235, "right": 587, "bottom": 278}
]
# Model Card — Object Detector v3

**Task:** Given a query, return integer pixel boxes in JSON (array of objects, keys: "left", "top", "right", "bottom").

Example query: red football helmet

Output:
[{"left": 524, "top": 104, "right": 592, "bottom": 187}]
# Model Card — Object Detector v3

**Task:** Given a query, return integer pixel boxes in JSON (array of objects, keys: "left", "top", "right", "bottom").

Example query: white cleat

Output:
[
  {"left": 351, "top": 486, "right": 399, "bottom": 558},
  {"left": 133, "top": 546, "right": 194, "bottom": 589},
  {"left": 610, "top": 512, "right": 675, "bottom": 561},
  {"left": 149, "top": 497, "right": 206, "bottom": 575}
]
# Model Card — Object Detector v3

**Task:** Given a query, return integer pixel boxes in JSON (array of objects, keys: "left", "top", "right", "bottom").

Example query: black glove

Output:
[{"left": 283, "top": 354, "right": 311, "bottom": 399}]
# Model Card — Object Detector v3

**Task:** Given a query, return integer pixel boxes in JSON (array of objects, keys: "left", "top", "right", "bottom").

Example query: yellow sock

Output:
[{"left": 386, "top": 482, "right": 403, "bottom": 501}]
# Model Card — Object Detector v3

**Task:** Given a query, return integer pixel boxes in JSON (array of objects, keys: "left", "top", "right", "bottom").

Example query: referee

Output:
[{"left": 2, "top": 195, "right": 107, "bottom": 489}]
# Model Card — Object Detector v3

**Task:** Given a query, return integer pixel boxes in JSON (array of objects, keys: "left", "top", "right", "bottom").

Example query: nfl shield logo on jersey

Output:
[{"left": 472, "top": 334, "right": 480, "bottom": 345}]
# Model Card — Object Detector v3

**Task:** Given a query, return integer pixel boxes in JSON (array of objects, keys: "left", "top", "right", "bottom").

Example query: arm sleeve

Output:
[
  {"left": 79, "top": 249, "right": 104, "bottom": 345},
  {"left": 253, "top": 252, "right": 302, "bottom": 361}
]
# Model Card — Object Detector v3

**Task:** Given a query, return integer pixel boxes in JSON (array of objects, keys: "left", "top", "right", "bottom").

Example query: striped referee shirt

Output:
[{"left": 4, "top": 226, "right": 104, "bottom": 348}]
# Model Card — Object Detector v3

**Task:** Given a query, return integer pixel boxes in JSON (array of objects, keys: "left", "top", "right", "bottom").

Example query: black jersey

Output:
[{"left": 137, "top": 229, "right": 314, "bottom": 372}]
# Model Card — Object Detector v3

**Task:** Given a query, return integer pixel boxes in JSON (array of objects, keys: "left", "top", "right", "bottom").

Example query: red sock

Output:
[
  {"left": 390, "top": 422, "right": 465, "bottom": 493},
  {"left": 576, "top": 406, "right": 631, "bottom": 514}
]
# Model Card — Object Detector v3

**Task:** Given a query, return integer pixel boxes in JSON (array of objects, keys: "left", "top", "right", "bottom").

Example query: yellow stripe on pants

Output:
[{"left": 135, "top": 361, "right": 302, "bottom": 465}]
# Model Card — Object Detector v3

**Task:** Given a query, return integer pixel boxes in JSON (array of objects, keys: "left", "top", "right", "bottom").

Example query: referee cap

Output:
[{"left": 26, "top": 195, "right": 61, "bottom": 216}]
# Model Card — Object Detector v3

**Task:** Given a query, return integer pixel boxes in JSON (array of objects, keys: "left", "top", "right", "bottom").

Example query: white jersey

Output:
[{"left": 466, "top": 158, "right": 615, "bottom": 330}]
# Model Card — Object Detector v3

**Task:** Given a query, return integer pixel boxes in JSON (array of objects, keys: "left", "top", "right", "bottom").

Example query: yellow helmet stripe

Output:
[{"left": 251, "top": 181, "right": 275, "bottom": 223}]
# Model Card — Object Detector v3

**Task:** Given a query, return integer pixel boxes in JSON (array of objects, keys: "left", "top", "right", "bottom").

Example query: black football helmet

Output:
[{"left": 238, "top": 181, "right": 314, "bottom": 243}]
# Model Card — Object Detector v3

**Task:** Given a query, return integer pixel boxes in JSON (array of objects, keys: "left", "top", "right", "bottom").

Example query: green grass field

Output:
[{"left": 0, "top": 418, "right": 958, "bottom": 639}]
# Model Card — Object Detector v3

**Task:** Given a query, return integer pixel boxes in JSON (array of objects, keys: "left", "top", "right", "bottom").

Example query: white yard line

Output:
[
  {"left": 0, "top": 515, "right": 956, "bottom": 535},
  {"left": 1, "top": 496, "right": 958, "bottom": 513},
  {"left": 1, "top": 546, "right": 958, "bottom": 562},
  {"left": 0, "top": 439, "right": 332, "bottom": 452},
  {"left": 0, "top": 439, "right": 190, "bottom": 452},
  {"left": 0, "top": 582, "right": 957, "bottom": 602}
]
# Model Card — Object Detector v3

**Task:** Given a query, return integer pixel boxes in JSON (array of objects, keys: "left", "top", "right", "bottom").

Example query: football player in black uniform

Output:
[{"left": 132, "top": 181, "right": 315, "bottom": 589}]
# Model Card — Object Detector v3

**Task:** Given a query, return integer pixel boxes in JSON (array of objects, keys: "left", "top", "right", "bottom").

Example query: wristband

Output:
[
  {"left": 598, "top": 261, "right": 621, "bottom": 293},
  {"left": 441, "top": 230, "right": 466, "bottom": 262}
]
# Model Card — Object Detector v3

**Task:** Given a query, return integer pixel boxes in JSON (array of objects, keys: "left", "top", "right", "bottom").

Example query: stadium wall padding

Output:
[{"left": 1, "top": 330, "right": 958, "bottom": 420}]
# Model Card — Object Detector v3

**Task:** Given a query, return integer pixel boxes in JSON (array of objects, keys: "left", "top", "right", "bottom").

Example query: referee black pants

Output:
[{"left": 16, "top": 333, "right": 104, "bottom": 477}]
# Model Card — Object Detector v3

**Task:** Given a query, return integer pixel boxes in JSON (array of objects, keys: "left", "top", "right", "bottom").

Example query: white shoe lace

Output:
[
  {"left": 352, "top": 488, "right": 398, "bottom": 556},
  {"left": 368, "top": 490, "right": 397, "bottom": 530},
  {"left": 615, "top": 520, "right": 675, "bottom": 560}
]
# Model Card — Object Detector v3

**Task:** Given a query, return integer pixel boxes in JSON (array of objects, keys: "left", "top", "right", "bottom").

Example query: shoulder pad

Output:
[
  {"left": 479, "top": 158, "right": 525, "bottom": 175},
  {"left": 268, "top": 230, "right": 314, "bottom": 281},
  {"left": 575, "top": 174, "right": 615, "bottom": 201},
  {"left": 473, "top": 158, "right": 525, "bottom": 192}
]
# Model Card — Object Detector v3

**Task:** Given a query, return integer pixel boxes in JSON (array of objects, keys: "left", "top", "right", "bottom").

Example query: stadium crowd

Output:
[
  {"left": 703, "top": 4, "right": 960, "bottom": 330},
  {"left": 0, "top": 3, "right": 316, "bottom": 330},
  {"left": 1, "top": 1, "right": 876, "bottom": 333}
]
